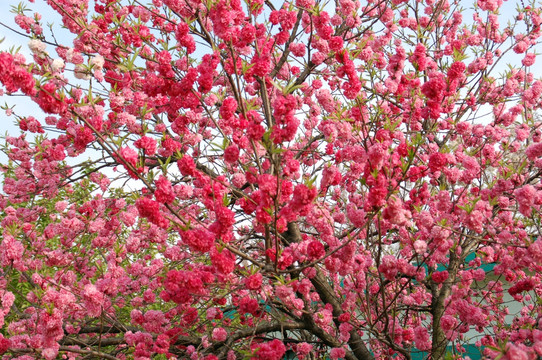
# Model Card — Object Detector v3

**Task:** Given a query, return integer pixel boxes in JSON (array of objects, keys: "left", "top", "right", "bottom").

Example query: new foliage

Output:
[{"left": 1, "top": 0, "right": 542, "bottom": 359}]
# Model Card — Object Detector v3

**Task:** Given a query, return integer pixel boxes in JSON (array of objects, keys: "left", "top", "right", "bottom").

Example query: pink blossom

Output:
[
  {"left": 367, "top": 186, "right": 387, "bottom": 208},
  {"left": 410, "top": 43, "right": 427, "bottom": 71},
  {"left": 440, "top": 315, "right": 457, "bottom": 331},
  {"left": 413, "top": 240, "right": 427, "bottom": 254},
  {"left": 289, "top": 43, "right": 306, "bottom": 57},
  {"left": 413, "top": 326, "right": 431, "bottom": 351},
  {"left": 212, "top": 327, "right": 228, "bottom": 342},
  {"left": 118, "top": 147, "right": 139, "bottom": 172},
  {"left": 0, "top": 236, "right": 24, "bottom": 270},
  {"left": 339, "top": 322, "right": 353, "bottom": 342},
  {"left": 289, "top": 184, "right": 317, "bottom": 215},
  {"left": 330, "top": 348, "right": 346, "bottom": 359},
  {"left": 522, "top": 53, "right": 536, "bottom": 66},
  {"left": 514, "top": 185, "right": 536, "bottom": 216},
  {"left": 477, "top": 0, "right": 502, "bottom": 11},
  {"left": 82, "top": 284, "right": 105, "bottom": 317},
  {"left": 314, "top": 308, "right": 333, "bottom": 326},
  {"left": 526, "top": 143, "right": 542, "bottom": 161},
  {"left": 503, "top": 343, "right": 529, "bottom": 360},
  {"left": 382, "top": 197, "right": 411, "bottom": 226},
  {"left": 379, "top": 255, "right": 399, "bottom": 281},
  {"left": 514, "top": 40, "right": 529, "bottom": 54},
  {"left": 296, "top": 342, "right": 313, "bottom": 359},
  {"left": 311, "top": 51, "right": 326, "bottom": 65},
  {"left": 231, "top": 173, "right": 246, "bottom": 188},
  {"left": 161, "top": 269, "right": 212, "bottom": 304},
  {"left": 428, "top": 153, "right": 447, "bottom": 172}
]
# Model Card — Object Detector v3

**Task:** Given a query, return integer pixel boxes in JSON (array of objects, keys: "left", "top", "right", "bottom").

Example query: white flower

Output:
[
  {"left": 74, "top": 65, "right": 90, "bottom": 80},
  {"left": 51, "top": 58, "right": 65, "bottom": 72},
  {"left": 66, "top": 48, "right": 74, "bottom": 62},
  {"left": 90, "top": 55, "right": 105, "bottom": 70},
  {"left": 28, "top": 39, "right": 46, "bottom": 54}
]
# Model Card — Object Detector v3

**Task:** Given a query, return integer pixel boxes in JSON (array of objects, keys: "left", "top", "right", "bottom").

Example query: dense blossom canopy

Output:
[{"left": 0, "top": 0, "right": 542, "bottom": 359}]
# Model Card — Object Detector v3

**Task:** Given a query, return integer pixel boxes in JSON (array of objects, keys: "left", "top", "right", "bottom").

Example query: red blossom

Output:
[
  {"left": 136, "top": 197, "right": 168, "bottom": 228},
  {"left": 224, "top": 144, "right": 240, "bottom": 163},
  {"left": 0, "top": 334, "right": 10, "bottom": 354},
  {"left": 508, "top": 278, "right": 536, "bottom": 297},
  {"left": 254, "top": 339, "right": 286, "bottom": 360},
  {"left": 428, "top": 153, "right": 447, "bottom": 172},
  {"left": 154, "top": 175, "right": 175, "bottom": 204},
  {"left": 239, "top": 297, "right": 260, "bottom": 315},
  {"left": 431, "top": 271, "right": 449, "bottom": 284},
  {"left": 307, "top": 240, "right": 325, "bottom": 259},
  {"left": 36, "top": 82, "right": 67, "bottom": 114},
  {"left": 421, "top": 77, "right": 447, "bottom": 100},
  {"left": 244, "top": 273, "right": 263, "bottom": 290},
  {"left": 177, "top": 155, "right": 197, "bottom": 176},
  {"left": 447, "top": 61, "right": 466, "bottom": 80},
  {"left": 134, "top": 136, "right": 157, "bottom": 155}
]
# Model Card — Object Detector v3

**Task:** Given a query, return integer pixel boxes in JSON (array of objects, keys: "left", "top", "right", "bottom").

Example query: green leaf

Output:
[{"left": 222, "top": 193, "right": 230, "bottom": 207}]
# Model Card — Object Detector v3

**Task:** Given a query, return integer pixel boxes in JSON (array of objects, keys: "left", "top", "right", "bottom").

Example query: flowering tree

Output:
[{"left": 1, "top": 0, "right": 542, "bottom": 358}]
